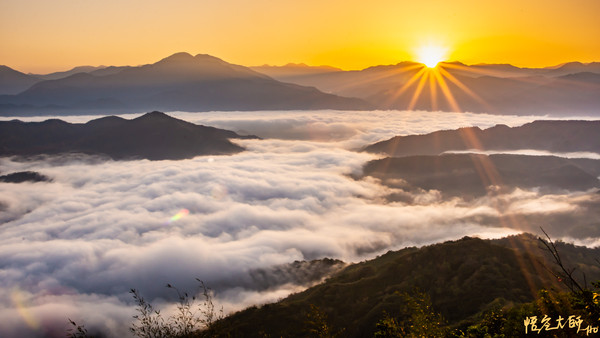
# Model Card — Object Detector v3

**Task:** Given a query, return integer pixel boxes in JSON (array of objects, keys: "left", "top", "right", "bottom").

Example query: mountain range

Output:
[
  {"left": 0, "top": 53, "right": 371, "bottom": 115},
  {"left": 0, "top": 65, "right": 40, "bottom": 95},
  {"left": 362, "top": 154, "right": 600, "bottom": 199},
  {"left": 1, "top": 54, "right": 598, "bottom": 115},
  {"left": 0, "top": 111, "right": 254, "bottom": 160},
  {"left": 360, "top": 120, "right": 600, "bottom": 199},
  {"left": 363, "top": 120, "right": 600, "bottom": 156},
  {"left": 253, "top": 61, "right": 600, "bottom": 116}
]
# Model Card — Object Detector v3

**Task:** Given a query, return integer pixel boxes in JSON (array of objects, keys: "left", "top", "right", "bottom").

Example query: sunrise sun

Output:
[{"left": 416, "top": 45, "right": 448, "bottom": 68}]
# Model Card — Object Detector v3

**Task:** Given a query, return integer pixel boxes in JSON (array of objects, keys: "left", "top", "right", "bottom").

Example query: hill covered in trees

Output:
[{"left": 191, "top": 233, "right": 600, "bottom": 337}]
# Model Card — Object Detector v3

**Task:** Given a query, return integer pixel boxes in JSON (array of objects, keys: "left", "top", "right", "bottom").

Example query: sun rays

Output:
[
  {"left": 388, "top": 61, "right": 514, "bottom": 205},
  {"left": 377, "top": 57, "right": 546, "bottom": 291},
  {"left": 373, "top": 55, "right": 533, "bottom": 236},
  {"left": 394, "top": 63, "right": 466, "bottom": 113}
]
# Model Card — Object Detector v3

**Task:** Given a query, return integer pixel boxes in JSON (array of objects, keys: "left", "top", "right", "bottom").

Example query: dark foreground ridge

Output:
[
  {"left": 363, "top": 120, "right": 600, "bottom": 156},
  {"left": 200, "top": 234, "right": 600, "bottom": 337},
  {"left": 0, "top": 111, "right": 255, "bottom": 160}
]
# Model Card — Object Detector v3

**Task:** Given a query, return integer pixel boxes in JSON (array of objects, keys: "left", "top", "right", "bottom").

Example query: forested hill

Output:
[{"left": 200, "top": 234, "right": 600, "bottom": 337}]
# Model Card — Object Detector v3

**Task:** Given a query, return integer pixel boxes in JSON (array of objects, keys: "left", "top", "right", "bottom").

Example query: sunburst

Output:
[{"left": 416, "top": 45, "right": 447, "bottom": 68}]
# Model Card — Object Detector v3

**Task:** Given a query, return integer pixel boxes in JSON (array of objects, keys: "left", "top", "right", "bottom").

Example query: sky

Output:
[
  {"left": 1, "top": 110, "right": 600, "bottom": 336},
  {"left": 1, "top": 0, "right": 599, "bottom": 73}
]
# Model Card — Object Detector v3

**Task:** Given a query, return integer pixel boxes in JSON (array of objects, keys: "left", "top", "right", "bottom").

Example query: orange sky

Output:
[{"left": 1, "top": 0, "right": 599, "bottom": 74}]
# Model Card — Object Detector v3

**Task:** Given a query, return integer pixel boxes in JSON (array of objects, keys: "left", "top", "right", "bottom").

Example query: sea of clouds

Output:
[{"left": 1, "top": 110, "right": 599, "bottom": 337}]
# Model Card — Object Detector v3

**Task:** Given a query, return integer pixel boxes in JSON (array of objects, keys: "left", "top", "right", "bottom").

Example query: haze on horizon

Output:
[{"left": 1, "top": 0, "right": 599, "bottom": 74}]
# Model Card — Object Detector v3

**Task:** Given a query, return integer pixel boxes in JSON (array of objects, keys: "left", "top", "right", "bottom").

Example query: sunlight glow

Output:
[{"left": 416, "top": 45, "right": 448, "bottom": 68}]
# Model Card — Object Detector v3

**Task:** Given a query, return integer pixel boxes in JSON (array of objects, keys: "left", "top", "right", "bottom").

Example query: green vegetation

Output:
[
  {"left": 129, "top": 280, "right": 223, "bottom": 338},
  {"left": 374, "top": 290, "right": 446, "bottom": 337},
  {"left": 68, "top": 280, "right": 222, "bottom": 338},
  {"left": 198, "top": 234, "right": 600, "bottom": 337},
  {"left": 67, "top": 318, "right": 95, "bottom": 338},
  {"left": 68, "top": 233, "right": 600, "bottom": 337}
]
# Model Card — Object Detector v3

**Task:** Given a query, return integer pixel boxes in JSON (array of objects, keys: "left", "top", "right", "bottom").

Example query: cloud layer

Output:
[{"left": 1, "top": 110, "right": 599, "bottom": 336}]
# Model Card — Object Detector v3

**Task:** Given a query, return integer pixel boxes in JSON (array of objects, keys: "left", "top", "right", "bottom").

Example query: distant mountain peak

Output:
[
  {"left": 157, "top": 52, "right": 195, "bottom": 64},
  {"left": 66, "top": 65, "right": 105, "bottom": 73},
  {"left": 145, "top": 110, "right": 169, "bottom": 116},
  {"left": 545, "top": 61, "right": 585, "bottom": 69},
  {"left": 284, "top": 63, "right": 309, "bottom": 67},
  {"left": 134, "top": 111, "right": 173, "bottom": 121},
  {"left": 84, "top": 115, "right": 126, "bottom": 127},
  {"left": 148, "top": 53, "right": 234, "bottom": 73}
]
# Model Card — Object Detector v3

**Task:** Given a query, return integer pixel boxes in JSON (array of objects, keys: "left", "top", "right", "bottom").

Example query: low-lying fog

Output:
[{"left": 1, "top": 110, "right": 599, "bottom": 337}]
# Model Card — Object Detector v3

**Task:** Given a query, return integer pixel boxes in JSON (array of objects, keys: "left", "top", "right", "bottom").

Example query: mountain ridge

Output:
[
  {"left": 0, "top": 53, "right": 372, "bottom": 114},
  {"left": 363, "top": 120, "right": 600, "bottom": 156},
  {"left": 2, "top": 54, "right": 599, "bottom": 115},
  {"left": 258, "top": 62, "right": 600, "bottom": 115},
  {"left": 0, "top": 65, "right": 41, "bottom": 95},
  {"left": 0, "top": 111, "right": 254, "bottom": 160},
  {"left": 361, "top": 153, "right": 600, "bottom": 200},
  {"left": 201, "top": 233, "right": 600, "bottom": 337}
]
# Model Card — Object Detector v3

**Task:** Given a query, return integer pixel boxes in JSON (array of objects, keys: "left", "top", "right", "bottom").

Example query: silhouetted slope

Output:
[
  {"left": 366, "top": 72, "right": 600, "bottom": 115},
  {"left": 34, "top": 65, "right": 107, "bottom": 81},
  {"left": 446, "top": 63, "right": 540, "bottom": 78},
  {"left": 363, "top": 120, "right": 600, "bottom": 156},
  {"left": 252, "top": 61, "right": 424, "bottom": 100},
  {"left": 0, "top": 66, "right": 40, "bottom": 95},
  {"left": 362, "top": 154, "right": 600, "bottom": 198},
  {"left": 0, "top": 53, "right": 371, "bottom": 114},
  {"left": 89, "top": 66, "right": 132, "bottom": 76},
  {"left": 559, "top": 71, "right": 600, "bottom": 84},
  {"left": 545, "top": 62, "right": 600, "bottom": 77},
  {"left": 204, "top": 235, "right": 600, "bottom": 337},
  {"left": 0, "top": 111, "right": 253, "bottom": 160},
  {"left": 440, "top": 62, "right": 600, "bottom": 79}
]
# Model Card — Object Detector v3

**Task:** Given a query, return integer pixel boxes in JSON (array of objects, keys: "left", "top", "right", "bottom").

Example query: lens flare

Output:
[
  {"left": 11, "top": 288, "right": 40, "bottom": 330},
  {"left": 167, "top": 209, "right": 189, "bottom": 224}
]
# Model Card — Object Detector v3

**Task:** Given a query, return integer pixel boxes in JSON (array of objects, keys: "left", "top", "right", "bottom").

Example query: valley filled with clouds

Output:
[{"left": 1, "top": 110, "right": 599, "bottom": 336}]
